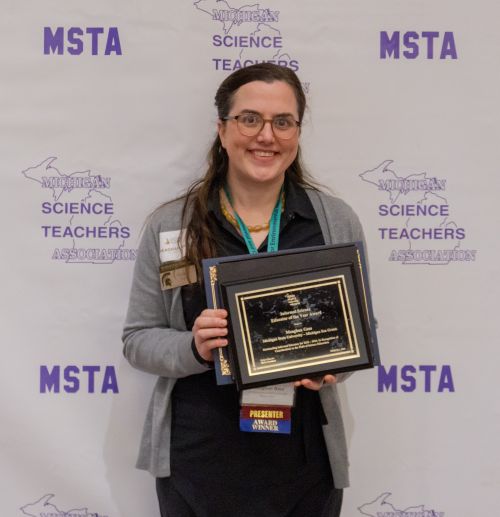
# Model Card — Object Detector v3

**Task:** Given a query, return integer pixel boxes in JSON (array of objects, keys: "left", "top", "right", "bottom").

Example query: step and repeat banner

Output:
[{"left": 1, "top": 1, "right": 498, "bottom": 516}]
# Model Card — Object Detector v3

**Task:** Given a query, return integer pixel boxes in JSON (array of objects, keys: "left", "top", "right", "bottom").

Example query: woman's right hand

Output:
[{"left": 192, "top": 309, "right": 229, "bottom": 362}]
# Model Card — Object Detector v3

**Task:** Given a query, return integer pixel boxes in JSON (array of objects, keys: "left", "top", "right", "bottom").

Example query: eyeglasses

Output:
[{"left": 221, "top": 112, "right": 300, "bottom": 140}]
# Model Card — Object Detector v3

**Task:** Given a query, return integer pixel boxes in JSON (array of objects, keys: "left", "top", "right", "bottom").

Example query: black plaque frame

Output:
[{"left": 204, "top": 243, "right": 379, "bottom": 390}]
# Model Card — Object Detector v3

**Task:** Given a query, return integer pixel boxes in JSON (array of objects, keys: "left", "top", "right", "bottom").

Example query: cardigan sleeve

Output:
[{"left": 122, "top": 212, "right": 208, "bottom": 379}]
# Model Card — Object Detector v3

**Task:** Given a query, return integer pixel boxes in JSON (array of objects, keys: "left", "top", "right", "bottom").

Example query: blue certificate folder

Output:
[{"left": 202, "top": 242, "right": 380, "bottom": 388}]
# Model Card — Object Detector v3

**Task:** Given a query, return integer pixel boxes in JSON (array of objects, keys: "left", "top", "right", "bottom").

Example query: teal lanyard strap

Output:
[{"left": 223, "top": 184, "right": 283, "bottom": 255}]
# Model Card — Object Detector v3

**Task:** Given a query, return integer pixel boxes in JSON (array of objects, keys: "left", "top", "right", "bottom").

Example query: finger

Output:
[
  {"left": 294, "top": 374, "right": 337, "bottom": 390},
  {"left": 297, "top": 378, "right": 320, "bottom": 390},
  {"left": 195, "top": 336, "right": 228, "bottom": 362},
  {"left": 194, "top": 316, "right": 228, "bottom": 330},
  {"left": 295, "top": 377, "right": 326, "bottom": 391},
  {"left": 196, "top": 327, "right": 228, "bottom": 342},
  {"left": 201, "top": 337, "right": 229, "bottom": 351},
  {"left": 200, "top": 308, "right": 228, "bottom": 318},
  {"left": 309, "top": 379, "right": 322, "bottom": 389}
]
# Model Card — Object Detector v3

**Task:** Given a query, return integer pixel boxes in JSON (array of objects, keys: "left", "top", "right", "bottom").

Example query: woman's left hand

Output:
[{"left": 294, "top": 375, "right": 337, "bottom": 391}]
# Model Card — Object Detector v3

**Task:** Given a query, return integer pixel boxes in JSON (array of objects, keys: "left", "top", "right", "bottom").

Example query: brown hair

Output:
[{"left": 181, "top": 63, "right": 316, "bottom": 279}]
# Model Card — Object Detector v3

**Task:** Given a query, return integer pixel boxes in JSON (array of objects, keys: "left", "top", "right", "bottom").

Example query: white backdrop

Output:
[{"left": 1, "top": 1, "right": 499, "bottom": 516}]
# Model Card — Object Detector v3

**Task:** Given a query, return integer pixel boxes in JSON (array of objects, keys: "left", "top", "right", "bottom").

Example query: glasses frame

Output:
[{"left": 221, "top": 112, "right": 301, "bottom": 140}]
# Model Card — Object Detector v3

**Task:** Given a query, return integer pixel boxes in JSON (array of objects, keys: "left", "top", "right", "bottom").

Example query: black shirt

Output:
[{"left": 170, "top": 179, "right": 331, "bottom": 516}]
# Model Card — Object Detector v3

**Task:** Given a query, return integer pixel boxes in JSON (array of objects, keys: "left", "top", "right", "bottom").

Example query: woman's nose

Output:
[{"left": 256, "top": 120, "right": 276, "bottom": 143}]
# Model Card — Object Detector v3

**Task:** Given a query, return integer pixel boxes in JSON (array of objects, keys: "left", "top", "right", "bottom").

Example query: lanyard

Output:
[{"left": 223, "top": 184, "right": 283, "bottom": 255}]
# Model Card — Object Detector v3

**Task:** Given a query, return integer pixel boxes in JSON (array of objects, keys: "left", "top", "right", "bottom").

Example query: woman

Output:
[{"left": 123, "top": 63, "right": 366, "bottom": 517}]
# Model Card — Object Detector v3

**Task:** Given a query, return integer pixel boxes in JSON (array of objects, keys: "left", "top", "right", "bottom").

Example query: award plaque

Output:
[{"left": 203, "top": 243, "right": 379, "bottom": 390}]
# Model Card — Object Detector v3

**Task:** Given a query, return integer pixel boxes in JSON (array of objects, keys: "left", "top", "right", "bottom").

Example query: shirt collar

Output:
[
  {"left": 283, "top": 175, "right": 317, "bottom": 221},
  {"left": 208, "top": 174, "right": 317, "bottom": 225}
]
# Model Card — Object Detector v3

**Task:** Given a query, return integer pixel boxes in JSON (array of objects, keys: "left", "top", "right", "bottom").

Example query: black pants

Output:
[{"left": 156, "top": 477, "right": 343, "bottom": 517}]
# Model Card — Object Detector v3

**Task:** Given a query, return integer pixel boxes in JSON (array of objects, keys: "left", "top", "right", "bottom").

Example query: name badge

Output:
[
  {"left": 159, "top": 230, "right": 185, "bottom": 262},
  {"left": 160, "top": 260, "right": 197, "bottom": 290},
  {"left": 240, "top": 383, "right": 295, "bottom": 407}
]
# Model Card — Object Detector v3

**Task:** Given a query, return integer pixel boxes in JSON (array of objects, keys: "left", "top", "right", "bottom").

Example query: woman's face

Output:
[{"left": 218, "top": 80, "right": 300, "bottom": 189}]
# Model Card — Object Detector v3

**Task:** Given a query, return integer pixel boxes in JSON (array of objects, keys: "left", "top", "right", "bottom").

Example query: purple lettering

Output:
[
  {"left": 86, "top": 27, "right": 104, "bottom": 55},
  {"left": 105, "top": 27, "right": 122, "bottom": 55},
  {"left": 378, "top": 365, "right": 397, "bottom": 392},
  {"left": 403, "top": 31, "right": 419, "bottom": 59},
  {"left": 401, "top": 365, "right": 417, "bottom": 392},
  {"left": 82, "top": 365, "right": 100, "bottom": 393},
  {"left": 67, "top": 27, "right": 83, "bottom": 55},
  {"left": 380, "top": 31, "right": 400, "bottom": 59},
  {"left": 40, "top": 365, "right": 60, "bottom": 393},
  {"left": 422, "top": 31, "right": 439, "bottom": 59},
  {"left": 438, "top": 365, "right": 455, "bottom": 392},
  {"left": 44, "top": 27, "right": 63, "bottom": 55},
  {"left": 441, "top": 32, "right": 457, "bottom": 59},
  {"left": 102, "top": 366, "right": 119, "bottom": 393},
  {"left": 64, "top": 365, "right": 80, "bottom": 393},
  {"left": 419, "top": 365, "right": 437, "bottom": 392}
]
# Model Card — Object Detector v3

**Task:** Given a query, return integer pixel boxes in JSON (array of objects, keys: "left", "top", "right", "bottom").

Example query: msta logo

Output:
[
  {"left": 44, "top": 27, "right": 122, "bottom": 55},
  {"left": 378, "top": 365, "right": 455, "bottom": 392},
  {"left": 380, "top": 31, "right": 457, "bottom": 59},
  {"left": 40, "top": 365, "right": 119, "bottom": 393}
]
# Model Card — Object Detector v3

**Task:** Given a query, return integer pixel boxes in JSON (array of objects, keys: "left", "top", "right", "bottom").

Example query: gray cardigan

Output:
[{"left": 122, "top": 188, "right": 366, "bottom": 488}]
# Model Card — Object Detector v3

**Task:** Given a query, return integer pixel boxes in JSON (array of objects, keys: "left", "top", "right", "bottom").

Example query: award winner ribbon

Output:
[{"left": 239, "top": 405, "right": 292, "bottom": 434}]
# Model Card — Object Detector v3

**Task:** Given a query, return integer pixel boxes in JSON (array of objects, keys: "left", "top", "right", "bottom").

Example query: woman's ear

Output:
[{"left": 217, "top": 120, "right": 226, "bottom": 149}]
